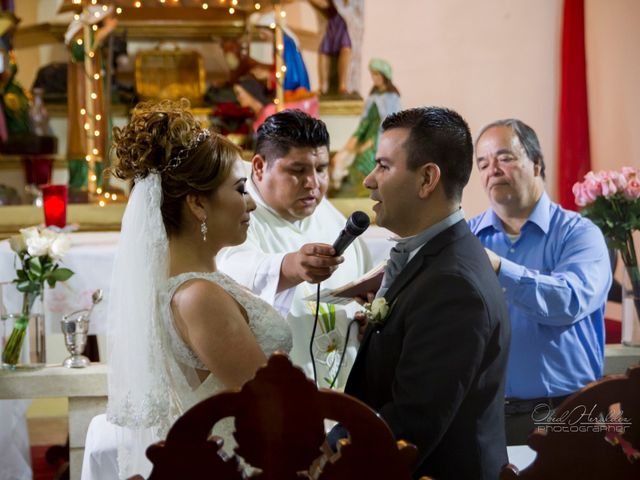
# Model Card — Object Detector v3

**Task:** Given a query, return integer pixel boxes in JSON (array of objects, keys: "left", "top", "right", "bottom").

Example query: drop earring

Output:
[{"left": 200, "top": 217, "right": 208, "bottom": 242}]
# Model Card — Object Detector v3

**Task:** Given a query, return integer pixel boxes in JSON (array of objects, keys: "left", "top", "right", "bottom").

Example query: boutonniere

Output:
[{"left": 363, "top": 297, "right": 392, "bottom": 325}]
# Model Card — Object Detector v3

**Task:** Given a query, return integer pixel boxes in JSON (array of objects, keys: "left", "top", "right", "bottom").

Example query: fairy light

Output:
[
  {"left": 277, "top": 43, "right": 284, "bottom": 51},
  {"left": 91, "top": 92, "right": 98, "bottom": 100},
  {"left": 105, "top": 192, "right": 111, "bottom": 199},
  {"left": 202, "top": 3, "right": 209, "bottom": 9},
  {"left": 76, "top": 39, "right": 83, "bottom": 45},
  {"left": 102, "top": 5, "right": 108, "bottom": 11},
  {"left": 231, "top": 0, "right": 238, "bottom": 5},
  {"left": 229, "top": 7, "right": 235, "bottom": 14},
  {"left": 95, "top": 114, "right": 102, "bottom": 121},
  {"left": 255, "top": 3, "right": 261, "bottom": 10},
  {"left": 93, "top": 73, "right": 100, "bottom": 80},
  {"left": 269, "top": 22, "right": 276, "bottom": 29},
  {"left": 275, "top": 71, "right": 281, "bottom": 79},
  {"left": 72, "top": 0, "right": 81, "bottom": 4},
  {"left": 116, "top": 7, "right": 122, "bottom": 14},
  {"left": 88, "top": 51, "right": 95, "bottom": 58},
  {"left": 280, "top": 10, "right": 286, "bottom": 18},
  {"left": 134, "top": 1, "right": 142, "bottom": 7},
  {"left": 99, "top": 200, "right": 105, "bottom": 207},
  {"left": 74, "top": 14, "right": 80, "bottom": 20},
  {"left": 281, "top": 65, "right": 287, "bottom": 72},
  {"left": 92, "top": 25, "right": 98, "bottom": 31},
  {"left": 84, "top": 122, "right": 90, "bottom": 130},
  {"left": 112, "top": 194, "right": 118, "bottom": 201},
  {"left": 92, "top": 148, "right": 99, "bottom": 155},
  {"left": 94, "top": 11, "right": 100, "bottom": 18},
  {"left": 90, "top": 174, "right": 97, "bottom": 182},
  {"left": 96, "top": 187, "right": 102, "bottom": 194},
  {"left": 91, "top": 0, "right": 97, "bottom": 4},
  {"left": 94, "top": 130, "right": 101, "bottom": 137},
  {"left": 85, "top": 154, "right": 91, "bottom": 161},
  {"left": 80, "top": 108, "right": 86, "bottom": 115}
]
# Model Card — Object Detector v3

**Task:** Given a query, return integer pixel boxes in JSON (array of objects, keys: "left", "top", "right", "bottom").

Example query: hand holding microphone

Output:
[{"left": 279, "top": 211, "right": 371, "bottom": 289}]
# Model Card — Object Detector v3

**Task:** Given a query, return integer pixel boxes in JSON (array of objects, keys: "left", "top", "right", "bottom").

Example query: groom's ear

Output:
[{"left": 417, "top": 162, "right": 440, "bottom": 199}]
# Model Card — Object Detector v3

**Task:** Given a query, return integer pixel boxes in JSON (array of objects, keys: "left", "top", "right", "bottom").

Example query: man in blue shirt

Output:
[{"left": 468, "top": 119, "right": 611, "bottom": 445}]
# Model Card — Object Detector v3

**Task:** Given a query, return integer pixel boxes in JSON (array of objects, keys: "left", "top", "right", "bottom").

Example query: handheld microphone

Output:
[{"left": 332, "top": 211, "right": 370, "bottom": 256}]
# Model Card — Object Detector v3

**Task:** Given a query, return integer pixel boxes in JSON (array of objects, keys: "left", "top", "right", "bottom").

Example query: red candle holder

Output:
[{"left": 42, "top": 184, "right": 68, "bottom": 228}]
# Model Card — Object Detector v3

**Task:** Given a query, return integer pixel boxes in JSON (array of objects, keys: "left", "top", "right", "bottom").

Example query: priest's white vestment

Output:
[{"left": 218, "top": 178, "right": 372, "bottom": 388}]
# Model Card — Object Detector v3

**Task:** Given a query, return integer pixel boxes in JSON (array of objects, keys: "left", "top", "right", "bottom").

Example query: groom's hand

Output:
[
  {"left": 279, "top": 243, "right": 344, "bottom": 291},
  {"left": 354, "top": 311, "right": 368, "bottom": 342}
]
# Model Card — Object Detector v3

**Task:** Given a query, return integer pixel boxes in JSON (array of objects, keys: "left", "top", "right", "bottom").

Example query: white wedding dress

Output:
[
  {"left": 159, "top": 271, "right": 294, "bottom": 443},
  {"left": 84, "top": 271, "right": 292, "bottom": 480}
]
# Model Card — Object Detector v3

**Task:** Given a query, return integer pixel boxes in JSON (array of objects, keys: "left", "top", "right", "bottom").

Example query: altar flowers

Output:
[{"left": 2, "top": 227, "right": 74, "bottom": 367}]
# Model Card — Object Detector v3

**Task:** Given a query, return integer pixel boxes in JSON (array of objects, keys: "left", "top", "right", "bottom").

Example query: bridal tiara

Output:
[{"left": 163, "top": 129, "right": 212, "bottom": 171}]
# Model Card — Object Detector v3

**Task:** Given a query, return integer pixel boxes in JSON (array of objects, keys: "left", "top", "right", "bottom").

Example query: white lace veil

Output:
[{"left": 106, "top": 173, "right": 180, "bottom": 478}]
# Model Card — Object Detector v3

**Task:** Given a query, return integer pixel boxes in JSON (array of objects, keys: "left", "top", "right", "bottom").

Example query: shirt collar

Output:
[
  {"left": 476, "top": 191, "right": 550, "bottom": 235},
  {"left": 391, "top": 208, "right": 465, "bottom": 255}
]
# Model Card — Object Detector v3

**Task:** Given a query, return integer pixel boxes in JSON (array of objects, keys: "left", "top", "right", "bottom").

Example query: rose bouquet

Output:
[
  {"left": 2, "top": 227, "right": 74, "bottom": 367},
  {"left": 572, "top": 167, "right": 640, "bottom": 324}
]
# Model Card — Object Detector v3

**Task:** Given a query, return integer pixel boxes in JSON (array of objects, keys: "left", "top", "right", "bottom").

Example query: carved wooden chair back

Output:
[
  {"left": 137, "top": 353, "right": 421, "bottom": 480},
  {"left": 500, "top": 365, "right": 640, "bottom": 480}
]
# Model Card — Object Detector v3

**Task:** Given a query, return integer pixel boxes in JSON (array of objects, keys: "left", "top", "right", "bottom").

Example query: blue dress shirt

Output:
[{"left": 468, "top": 192, "right": 611, "bottom": 399}]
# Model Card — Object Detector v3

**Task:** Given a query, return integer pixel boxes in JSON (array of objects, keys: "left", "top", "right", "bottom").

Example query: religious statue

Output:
[{"left": 330, "top": 58, "right": 401, "bottom": 197}]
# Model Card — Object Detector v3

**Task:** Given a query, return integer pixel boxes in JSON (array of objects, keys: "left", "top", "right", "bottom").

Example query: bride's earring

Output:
[{"left": 200, "top": 217, "right": 208, "bottom": 242}]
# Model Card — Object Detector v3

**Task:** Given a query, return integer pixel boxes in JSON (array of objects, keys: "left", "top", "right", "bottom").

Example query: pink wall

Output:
[{"left": 359, "top": 0, "right": 639, "bottom": 217}]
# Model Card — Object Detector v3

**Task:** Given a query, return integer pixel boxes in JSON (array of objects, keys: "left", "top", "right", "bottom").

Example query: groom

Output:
[{"left": 337, "top": 107, "right": 511, "bottom": 480}]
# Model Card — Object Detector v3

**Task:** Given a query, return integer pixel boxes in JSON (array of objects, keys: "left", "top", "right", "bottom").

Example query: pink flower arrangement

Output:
[
  {"left": 573, "top": 167, "right": 640, "bottom": 327},
  {"left": 573, "top": 168, "right": 640, "bottom": 207}
]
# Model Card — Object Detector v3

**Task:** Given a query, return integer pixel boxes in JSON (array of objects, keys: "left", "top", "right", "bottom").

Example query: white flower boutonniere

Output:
[{"left": 363, "top": 297, "right": 391, "bottom": 325}]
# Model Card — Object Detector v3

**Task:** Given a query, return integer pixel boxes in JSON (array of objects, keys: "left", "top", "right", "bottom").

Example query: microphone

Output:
[{"left": 332, "top": 211, "right": 370, "bottom": 256}]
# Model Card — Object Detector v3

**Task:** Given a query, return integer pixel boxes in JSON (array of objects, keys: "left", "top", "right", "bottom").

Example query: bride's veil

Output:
[{"left": 106, "top": 173, "right": 185, "bottom": 478}]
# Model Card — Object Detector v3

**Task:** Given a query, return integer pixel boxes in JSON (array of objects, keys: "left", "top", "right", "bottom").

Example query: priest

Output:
[{"left": 218, "top": 110, "right": 372, "bottom": 388}]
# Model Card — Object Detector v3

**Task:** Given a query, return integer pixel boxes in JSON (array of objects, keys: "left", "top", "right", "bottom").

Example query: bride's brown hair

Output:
[{"left": 111, "top": 98, "right": 241, "bottom": 236}]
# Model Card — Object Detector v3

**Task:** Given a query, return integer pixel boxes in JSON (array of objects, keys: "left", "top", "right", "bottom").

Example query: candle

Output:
[{"left": 42, "top": 185, "right": 68, "bottom": 228}]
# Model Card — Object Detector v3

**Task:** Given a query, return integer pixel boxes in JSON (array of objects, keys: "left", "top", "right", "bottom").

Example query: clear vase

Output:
[
  {"left": 621, "top": 266, "right": 640, "bottom": 346},
  {"left": 0, "top": 291, "right": 45, "bottom": 369}
]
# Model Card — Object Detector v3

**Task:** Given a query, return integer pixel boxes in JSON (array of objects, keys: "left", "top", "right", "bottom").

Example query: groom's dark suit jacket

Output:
[{"left": 345, "top": 220, "right": 510, "bottom": 480}]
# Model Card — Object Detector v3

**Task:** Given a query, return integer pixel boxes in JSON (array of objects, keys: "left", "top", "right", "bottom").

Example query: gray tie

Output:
[{"left": 378, "top": 244, "right": 410, "bottom": 297}]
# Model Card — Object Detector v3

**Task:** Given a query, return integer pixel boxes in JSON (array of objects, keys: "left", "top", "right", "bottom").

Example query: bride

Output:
[{"left": 105, "top": 99, "right": 292, "bottom": 478}]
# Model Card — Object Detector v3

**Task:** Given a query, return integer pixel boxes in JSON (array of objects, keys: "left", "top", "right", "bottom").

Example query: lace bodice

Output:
[{"left": 161, "top": 271, "right": 292, "bottom": 387}]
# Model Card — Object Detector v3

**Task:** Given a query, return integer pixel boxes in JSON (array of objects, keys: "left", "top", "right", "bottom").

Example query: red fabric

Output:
[{"left": 558, "top": 0, "right": 591, "bottom": 210}]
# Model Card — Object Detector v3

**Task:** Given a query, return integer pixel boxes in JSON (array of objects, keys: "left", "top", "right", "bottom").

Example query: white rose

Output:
[
  {"left": 49, "top": 234, "right": 71, "bottom": 259},
  {"left": 370, "top": 297, "right": 390, "bottom": 322},
  {"left": 8, "top": 234, "right": 26, "bottom": 254},
  {"left": 20, "top": 226, "right": 40, "bottom": 242},
  {"left": 26, "top": 236, "right": 52, "bottom": 257}
]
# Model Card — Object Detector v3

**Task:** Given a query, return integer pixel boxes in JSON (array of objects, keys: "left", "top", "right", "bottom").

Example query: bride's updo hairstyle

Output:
[{"left": 112, "top": 98, "right": 241, "bottom": 236}]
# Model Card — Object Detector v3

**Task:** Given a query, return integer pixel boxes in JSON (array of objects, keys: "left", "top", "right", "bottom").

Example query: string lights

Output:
[{"left": 68, "top": 0, "right": 289, "bottom": 197}]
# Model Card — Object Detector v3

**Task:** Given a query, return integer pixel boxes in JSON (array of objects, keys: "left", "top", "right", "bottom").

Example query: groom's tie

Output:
[{"left": 378, "top": 244, "right": 410, "bottom": 298}]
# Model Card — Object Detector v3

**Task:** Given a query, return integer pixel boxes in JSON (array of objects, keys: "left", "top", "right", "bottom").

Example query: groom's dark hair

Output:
[
  {"left": 255, "top": 109, "right": 330, "bottom": 165},
  {"left": 382, "top": 107, "right": 473, "bottom": 202}
]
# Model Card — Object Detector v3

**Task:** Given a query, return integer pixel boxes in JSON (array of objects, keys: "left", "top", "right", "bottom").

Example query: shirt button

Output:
[
  {"left": 502, "top": 287, "right": 507, "bottom": 293},
  {"left": 509, "top": 248, "right": 515, "bottom": 253}
]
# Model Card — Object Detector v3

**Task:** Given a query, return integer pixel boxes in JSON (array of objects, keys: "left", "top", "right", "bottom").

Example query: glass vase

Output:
[
  {"left": 621, "top": 265, "right": 640, "bottom": 346},
  {"left": 1, "top": 292, "right": 45, "bottom": 369}
]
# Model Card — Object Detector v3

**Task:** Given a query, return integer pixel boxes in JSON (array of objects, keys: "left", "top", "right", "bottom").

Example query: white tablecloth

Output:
[
  {"left": 0, "top": 228, "right": 393, "bottom": 335},
  {"left": 0, "top": 232, "right": 117, "bottom": 335}
]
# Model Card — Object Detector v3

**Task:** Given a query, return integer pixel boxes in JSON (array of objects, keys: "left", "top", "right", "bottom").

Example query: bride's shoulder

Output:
[{"left": 170, "top": 273, "right": 242, "bottom": 321}]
